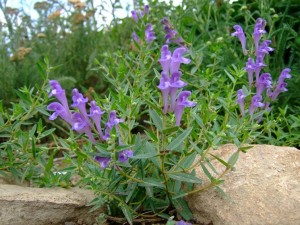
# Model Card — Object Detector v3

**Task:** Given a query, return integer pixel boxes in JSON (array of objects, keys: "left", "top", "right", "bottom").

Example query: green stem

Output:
[{"left": 160, "top": 114, "right": 173, "bottom": 204}]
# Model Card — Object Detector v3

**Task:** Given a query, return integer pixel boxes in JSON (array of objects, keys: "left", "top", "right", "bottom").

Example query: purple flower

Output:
[
  {"left": 161, "top": 17, "right": 171, "bottom": 27},
  {"left": 249, "top": 95, "right": 265, "bottom": 116},
  {"left": 159, "top": 45, "right": 172, "bottom": 73},
  {"left": 72, "top": 112, "right": 95, "bottom": 143},
  {"left": 94, "top": 156, "right": 111, "bottom": 169},
  {"left": 103, "top": 111, "right": 124, "bottom": 140},
  {"left": 143, "top": 5, "right": 149, "bottom": 14},
  {"left": 131, "top": 10, "right": 138, "bottom": 22},
  {"left": 71, "top": 88, "right": 91, "bottom": 126},
  {"left": 49, "top": 80, "right": 70, "bottom": 110},
  {"left": 245, "top": 58, "right": 256, "bottom": 88},
  {"left": 232, "top": 25, "right": 248, "bottom": 55},
  {"left": 47, "top": 102, "right": 72, "bottom": 124},
  {"left": 270, "top": 68, "right": 292, "bottom": 101},
  {"left": 88, "top": 100, "right": 105, "bottom": 139},
  {"left": 253, "top": 18, "right": 267, "bottom": 52},
  {"left": 256, "top": 73, "right": 272, "bottom": 96},
  {"left": 278, "top": 68, "right": 292, "bottom": 84},
  {"left": 254, "top": 56, "right": 266, "bottom": 82},
  {"left": 118, "top": 149, "right": 134, "bottom": 163},
  {"left": 157, "top": 72, "right": 170, "bottom": 114},
  {"left": 257, "top": 40, "right": 274, "bottom": 60},
  {"left": 270, "top": 82, "right": 288, "bottom": 101},
  {"left": 169, "top": 71, "right": 187, "bottom": 112},
  {"left": 165, "top": 27, "right": 178, "bottom": 44},
  {"left": 132, "top": 32, "right": 139, "bottom": 42},
  {"left": 236, "top": 89, "right": 246, "bottom": 117},
  {"left": 145, "top": 23, "right": 156, "bottom": 43},
  {"left": 161, "top": 17, "right": 183, "bottom": 45},
  {"left": 170, "top": 47, "right": 191, "bottom": 75},
  {"left": 174, "top": 91, "right": 196, "bottom": 126},
  {"left": 176, "top": 220, "right": 192, "bottom": 225}
]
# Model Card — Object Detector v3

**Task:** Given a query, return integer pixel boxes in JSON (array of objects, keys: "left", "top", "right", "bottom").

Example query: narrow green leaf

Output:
[
  {"left": 131, "top": 152, "right": 157, "bottom": 159},
  {"left": 149, "top": 109, "right": 162, "bottom": 132},
  {"left": 224, "top": 69, "right": 236, "bottom": 83},
  {"left": 32, "top": 138, "right": 36, "bottom": 159},
  {"left": 29, "top": 124, "right": 37, "bottom": 137},
  {"left": 171, "top": 198, "right": 193, "bottom": 221},
  {"left": 189, "top": 141, "right": 203, "bottom": 155},
  {"left": 238, "top": 146, "right": 253, "bottom": 153},
  {"left": 139, "top": 178, "right": 165, "bottom": 188},
  {"left": 209, "top": 153, "right": 229, "bottom": 167},
  {"left": 40, "top": 128, "right": 56, "bottom": 138},
  {"left": 37, "top": 62, "right": 46, "bottom": 79},
  {"left": 172, "top": 192, "right": 188, "bottom": 200},
  {"left": 180, "top": 151, "right": 197, "bottom": 168},
  {"left": 144, "top": 130, "right": 158, "bottom": 142},
  {"left": 200, "top": 162, "right": 214, "bottom": 181},
  {"left": 163, "top": 126, "right": 179, "bottom": 135},
  {"left": 228, "top": 151, "right": 239, "bottom": 168},
  {"left": 121, "top": 205, "right": 133, "bottom": 225},
  {"left": 168, "top": 172, "right": 202, "bottom": 184},
  {"left": 125, "top": 183, "right": 138, "bottom": 203},
  {"left": 45, "top": 150, "right": 57, "bottom": 173},
  {"left": 167, "top": 127, "right": 193, "bottom": 151}
]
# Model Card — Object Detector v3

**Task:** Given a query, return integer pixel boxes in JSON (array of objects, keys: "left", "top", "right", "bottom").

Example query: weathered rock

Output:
[
  {"left": 0, "top": 184, "right": 103, "bottom": 225},
  {"left": 187, "top": 144, "right": 300, "bottom": 225}
]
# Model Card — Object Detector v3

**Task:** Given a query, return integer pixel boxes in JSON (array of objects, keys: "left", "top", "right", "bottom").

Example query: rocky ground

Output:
[{"left": 0, "top": 144, "right": 299, "bottom": 225}]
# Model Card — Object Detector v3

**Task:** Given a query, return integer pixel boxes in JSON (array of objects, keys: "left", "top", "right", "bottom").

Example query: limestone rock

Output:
[
  {"left": 187, "top": 144, "right": 300, "bottom": 225},
  {"left": 0, "top": 184, "right": 103, "bottom": 225}
]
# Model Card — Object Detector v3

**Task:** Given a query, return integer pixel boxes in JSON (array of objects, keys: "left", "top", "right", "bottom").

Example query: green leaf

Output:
[
  {"left": 166, "top": 127, "right": 193, "bottom": 151},
  {"left": 39, "top": 128, "right": 56, "bottom": 139},
  {"left": 172, "top": 192, "right": 189, "bottom": 200},
  {"left": 116, "top": 145, "right": 132, "bottom": 151},
  {"left": 125, "top": 183, "right": 138, "bottom": 203},
  {"left": 45, "top": 149, "right": 57, "bottom": 173},
  {"left": 131, "top": 152, "right": 157, "bottom": 159},
  {"left": 149, "top": 109, "right": 162, "bottom": 132},
  {"left": 37, "top": 61, "right": 46, "bottom": 80},
  {"left": 228, "top": 151, "right": 240, "bottom": 168},
  {"left": 139, "top": 178, "right": 165, "bottom": 188},
  {"left": 224, "top": 69, "right": 236, "bottom": 83},
  {"left": 178, "top": 151, "right": 197, "bottom": 169},
  {"left": 168, "top": 172, "right": 202, "bottom": 184},
  {"left": 238, "top": 146, "right": 253, "bottom": 153},
  {"left": 171, "top": 198, "right": 193, "bottom": 221},
  {"left": 163, "top": 126, "right": 179, "bottom": 135},
  {"left": 144, "top": 130, "right": 158, "bottom": 142},
  {"left": 200, "top": 162, "right": 214, "bottom": 181},
  {"left": 209, "top": 153, "right": 229, "bottom": 167},
  {"left": 31, "top": 138, "right": 36, "bottom": 159},
  {"left": 87, "top": 196, "right": 105, "bottom": 212},
  {"left": 121, "top": 204, "right": 133, "bottom": 225},
  {"left": 189, "top": 141, "right": 203, "bottom": 155}
]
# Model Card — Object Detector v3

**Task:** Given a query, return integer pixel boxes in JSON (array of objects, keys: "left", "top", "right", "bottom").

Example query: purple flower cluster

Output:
[
  {"left": 158, "top": 45, "right": 196, "bottom": 126},
  {"left": 47, "top": 80, "right": 133, "bottom": 169},
  {"left": 131, "top": 5, "right": 156, "bottom": 44},
  {"left": 160, "top": 17, "right": 183, "bottom": 45},
  {"left": 233, "top": 18, "right": 292, "bottom": 118},
  {"left": 131, "top": 5, "right": 149, "bottom": 23},
  {"left": 145, "top": 23, "right": 156, "bottom": 43}
]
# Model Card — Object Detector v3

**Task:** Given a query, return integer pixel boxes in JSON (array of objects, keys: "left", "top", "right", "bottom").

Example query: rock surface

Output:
[
  {"left": 187, "top": 144, "right": 300, "bottom": 225},
  {"left": 0, "top": 184, "right": 102, "bottom": 225}
]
